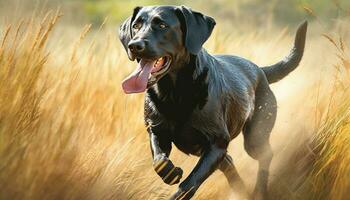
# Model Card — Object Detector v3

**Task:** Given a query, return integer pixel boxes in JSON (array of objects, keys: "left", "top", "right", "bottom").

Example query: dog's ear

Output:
[
  {"left": 119, "top": 6, "right": 142, "bottom": 60},
  {"left": 175, "top": 6, "right": 216, "bottom": 55}
]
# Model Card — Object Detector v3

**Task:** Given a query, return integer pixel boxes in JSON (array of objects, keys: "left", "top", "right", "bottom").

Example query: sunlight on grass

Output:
[{"left": 0, "top": 7, "right": 349, "bottom": 200}]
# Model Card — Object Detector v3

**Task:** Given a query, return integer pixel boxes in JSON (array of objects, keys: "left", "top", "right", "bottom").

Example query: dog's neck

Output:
[
  {"left": 166, "top": 49, "right": 211, "bottom": 83},
  {"left": 168, "top": 53, "right": 193, "bottom": 84}
]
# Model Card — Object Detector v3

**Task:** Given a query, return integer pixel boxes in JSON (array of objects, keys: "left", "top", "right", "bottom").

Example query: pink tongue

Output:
[{"left": 122, "top": 59, "right": 156, "bottom": 94}]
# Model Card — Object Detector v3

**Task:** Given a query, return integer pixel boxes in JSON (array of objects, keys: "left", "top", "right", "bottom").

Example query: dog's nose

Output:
[{"left": 128, "top": 40, "right": 146, "bottom": 53}]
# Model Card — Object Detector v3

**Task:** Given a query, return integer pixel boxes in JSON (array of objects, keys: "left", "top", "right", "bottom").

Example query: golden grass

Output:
[
  {"left": 0, "top": 10, "right": 349, "bottom": 200},
  {"left": 306, "top": 35, "right": 350, "bottom": 200}
]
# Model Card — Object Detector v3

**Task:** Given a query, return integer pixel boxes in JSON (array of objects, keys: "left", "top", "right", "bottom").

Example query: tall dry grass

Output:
[
  {"left": 266, "top": 32, "right": 350, "bottom": 200},
  {"left": 0, "top": 9, "right": 349, "bottom": 200},
  {"left": 306, "top": 35, "right": 350, "bottom": 200},
  {"left": 0, "top": 11, "right": 158, "bottom": 200}
]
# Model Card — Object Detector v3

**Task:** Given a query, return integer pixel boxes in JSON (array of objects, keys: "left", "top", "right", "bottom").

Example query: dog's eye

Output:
[
  {"left": 132, "top": 23, "right": 142, "bottom": 30},
  {"left": 159, "top": 22, "right": 167, "bottom": 29}
]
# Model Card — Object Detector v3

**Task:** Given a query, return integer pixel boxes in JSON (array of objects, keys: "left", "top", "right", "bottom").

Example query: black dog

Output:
[{"left": 119, "top": 5, "right": 307, "bottom": 200}]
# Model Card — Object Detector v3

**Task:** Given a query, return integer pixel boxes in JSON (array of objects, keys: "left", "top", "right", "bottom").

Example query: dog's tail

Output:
[{"left": 262, "top": 21, "right": 308, "bottom": 84}]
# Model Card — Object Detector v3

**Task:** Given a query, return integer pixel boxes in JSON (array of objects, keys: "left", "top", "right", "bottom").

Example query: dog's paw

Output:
[{"left": 153, "top": 155, "right": 183, "bottom": 185}]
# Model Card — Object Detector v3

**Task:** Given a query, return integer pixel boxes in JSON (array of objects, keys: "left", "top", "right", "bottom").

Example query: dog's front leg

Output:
[
  {"left": 149, "top": 130, "right": 183, "bottom": 185},
  {"left": 170, "top": 144, "right": 226, "bottom": 200}
]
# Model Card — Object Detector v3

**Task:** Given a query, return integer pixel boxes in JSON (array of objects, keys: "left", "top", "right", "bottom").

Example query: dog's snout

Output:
[{"left": 128, "top": 40, "right": 146, "bottom": 53}]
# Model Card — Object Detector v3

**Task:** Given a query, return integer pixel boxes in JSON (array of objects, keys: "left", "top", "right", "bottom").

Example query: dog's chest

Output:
[
  {"left": 145, "top": 71, "right": 211, "bottom": 155},
  {"left": 145, "top": 98, "right": 210, "bottom": 155},
  {"left": 146, "top": 69, "right": 208, "bottom": 121},
  {"left": 171, "top": 124, "right": 210, "bottom": 155}
]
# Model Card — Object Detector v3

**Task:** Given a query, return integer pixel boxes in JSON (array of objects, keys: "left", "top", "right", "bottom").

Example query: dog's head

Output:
[{"left": 119, "top": 5, "right": 215, "bottom": 94}]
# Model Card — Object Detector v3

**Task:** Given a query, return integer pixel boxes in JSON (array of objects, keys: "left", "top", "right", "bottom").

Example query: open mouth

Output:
[
  {"left": 149, "top": 56, "right": 171, "bottom": 81},
  {"left": 122, "top": 56, "right": 172, "bottom": 94}
]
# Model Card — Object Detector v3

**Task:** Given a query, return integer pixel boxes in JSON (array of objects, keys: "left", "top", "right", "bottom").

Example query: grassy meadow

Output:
[{"left": 0, "top": 1, "right": 349, "bottom": 200}]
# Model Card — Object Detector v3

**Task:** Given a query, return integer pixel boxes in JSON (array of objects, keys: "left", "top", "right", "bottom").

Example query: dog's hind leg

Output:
[
  {"left": 218, "top": 154, "right": 249, "bottom": 198},
  {"left": 243, "top": 81, "right": 277, "bottom": 200}
]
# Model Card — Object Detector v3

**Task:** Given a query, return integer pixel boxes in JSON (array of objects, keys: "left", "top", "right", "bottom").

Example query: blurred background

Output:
[
  {"left": 0, "top": 1, "right": 349, "bottom": 200},
  {"left": 1, "top": 0, "right": 350, "bottom": 27}
]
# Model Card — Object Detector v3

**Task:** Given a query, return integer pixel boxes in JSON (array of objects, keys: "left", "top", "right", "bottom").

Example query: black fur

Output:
[
  {"left": 119, "top": 5, "right": 307, "bottom": 200},
  {"left": 145, "top": 55, "right": 210, "bottom": 156}
]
